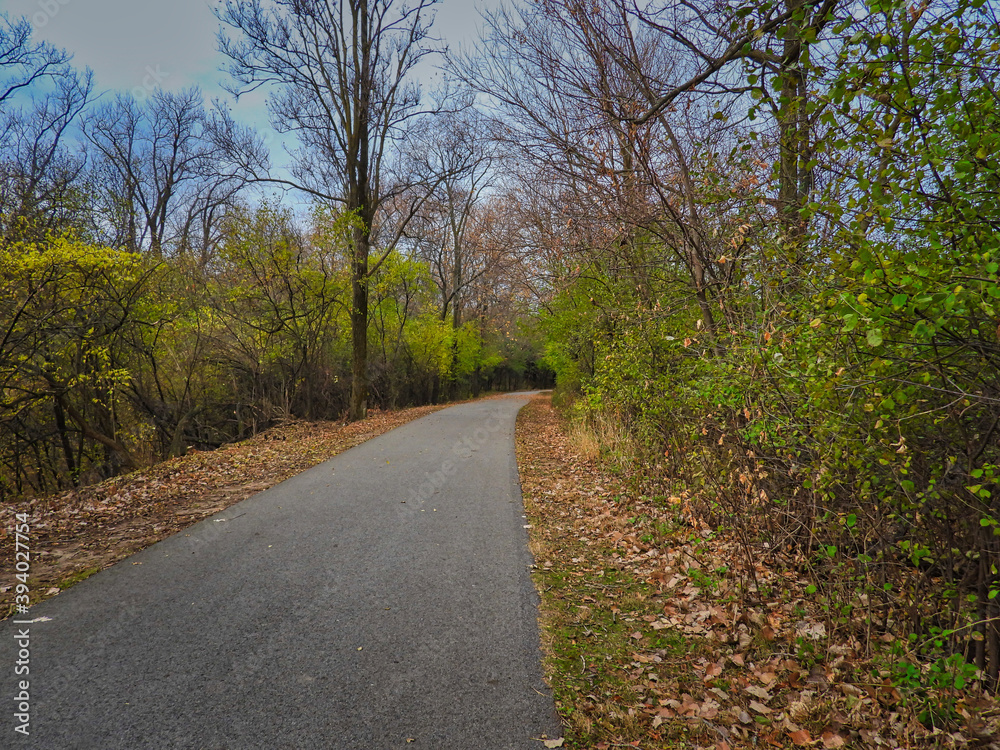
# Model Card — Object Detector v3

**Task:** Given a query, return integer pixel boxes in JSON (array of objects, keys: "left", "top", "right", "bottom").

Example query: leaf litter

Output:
[{"left": 515, "top": 394, "right": 1000, "bottom": 750}]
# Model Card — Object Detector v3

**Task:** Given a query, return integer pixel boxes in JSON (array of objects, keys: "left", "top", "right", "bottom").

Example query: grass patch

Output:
[
  {"left": 534, "top": 558, "right": 716, "bottom": 747},
  {"left": 518, "top": 396, "right": 720, "bottom": 748},
  {"left": 58, "top": 566, "right": 101, "bottom": 590}
]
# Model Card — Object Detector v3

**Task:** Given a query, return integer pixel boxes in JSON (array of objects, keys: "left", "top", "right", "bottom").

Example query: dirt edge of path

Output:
[{"left": 514, "top": 394, "right": 1000, "bottom": 750}]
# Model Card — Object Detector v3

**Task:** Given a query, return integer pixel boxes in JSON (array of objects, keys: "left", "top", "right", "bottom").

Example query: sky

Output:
[{"left": 3, "top": 0, "right": 495, "bottom": 140}]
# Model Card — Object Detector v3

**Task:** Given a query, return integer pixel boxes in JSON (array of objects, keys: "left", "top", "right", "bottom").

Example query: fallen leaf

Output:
[
  {"left": 796, "top": 621, "right": 827, "bottom": 640},
  {"left": 789, "top": 729, "right": 813, "bottom": 745},
  {"left": 709, "top": 687, "right": 730, "bottom": 701},
  {"left": 700, "top": 699, "right": 720, "bottom": 719},
  {"left": 750, "top": 700, "right": 773, "bottom": 715},
  {"left": 821, "top": 731, "right": 847, "bottom": 748},
  {"left": 543, "top": 740, "right": 565, "bottom": 748}
]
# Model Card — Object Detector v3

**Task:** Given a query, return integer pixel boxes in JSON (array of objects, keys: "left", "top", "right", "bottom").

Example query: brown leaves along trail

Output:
[
  {"left": 1, "top": 405, "right": 444, "bottom": 615},
  {"left": 515, "top": 395, "right": 1000, "bottom": 750}
]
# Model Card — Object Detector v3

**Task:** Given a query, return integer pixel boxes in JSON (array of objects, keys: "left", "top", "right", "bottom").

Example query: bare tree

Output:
[
  {"left": 215, "top": 0, "right": 444, "bottom": 420},
  {"left": 83, "top": 88, "right": 231, "bottom": 258},
  {"left": 173, "top": 170, "right": 245, "bottom": 269},
  {"left": 456, "top": 0, "right": 734, "bottom": 339},
  {"left": 619, "top": 0, "right": 842, "bottom": 253},
  {"left": 408, "top": 107, "right": 497, "bottom": 328},
  {"left": 0, "top": 13, "right": 75, "bottom": 112},
  {"left": 0, "top": 13, "right": 93, "bottom": 242}
]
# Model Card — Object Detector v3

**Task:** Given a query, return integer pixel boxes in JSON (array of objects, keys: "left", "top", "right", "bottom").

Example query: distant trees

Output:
[
  {"left": 410, "top": 109, "right": 495, "bottom": 328},
  {"left": 83, "top": 88, "right": 239, "bottom": 261},
  {"left": 0, "top": 6, "right": 551, "bottom": 500},
  {"left": 460, "top": 0, "right": 748, "bottom": 347},
  {"left": 215, "top": 0, "right": 446, "bottom": 420},
  {"left": 209, "top": 203, "right": 350, "bottom": 423},
  {"left": 0, "top": 196, "right": 530, "bottom": 500},
  {"left": 404, "top": 107, "right": 514, "bottom": 397},
  {"left": 0, "top": 13, "right": 93, "bottom": 243},
  {"left": 0, "top": 238, "right": 153, "bottom": 490}
]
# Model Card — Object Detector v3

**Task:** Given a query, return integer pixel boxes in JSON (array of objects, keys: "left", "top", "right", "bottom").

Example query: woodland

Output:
[{"left": 3, "top": 0, "right": 1000, "bottom": 742}]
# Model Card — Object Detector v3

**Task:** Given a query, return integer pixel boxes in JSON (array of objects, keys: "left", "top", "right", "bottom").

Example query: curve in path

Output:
[{"left": 2, "top": 395, "right": 561, "bottom": 749}]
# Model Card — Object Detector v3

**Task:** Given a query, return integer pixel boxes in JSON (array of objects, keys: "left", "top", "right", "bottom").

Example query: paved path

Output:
[{"left": 2, "top": 396, "right": 561, "bottom": 749}]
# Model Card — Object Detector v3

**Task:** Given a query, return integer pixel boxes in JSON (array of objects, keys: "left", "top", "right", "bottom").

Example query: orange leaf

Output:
[{"left": 789, "top": 729, "right": 813, "bottom": 746}]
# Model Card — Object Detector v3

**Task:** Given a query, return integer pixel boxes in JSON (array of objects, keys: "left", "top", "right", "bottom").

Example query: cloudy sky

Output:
[{"left": 4, "top": 0, "right": 494, "bottom": 131}]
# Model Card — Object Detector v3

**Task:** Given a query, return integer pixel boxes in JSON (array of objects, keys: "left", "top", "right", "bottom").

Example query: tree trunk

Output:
[
  {"left": 349, "top": 230, "right": 369, "bottom": 421},
  {"left": 451, "top": 215, "right": 463, "bottom": 330},
  {"left": 53, "top": 398, "right": 79, "bottom": 486},
  {"left": 57, "top": 394, "right": 137, "bottom": 470},
  {"left": 347, "top": 0, "right": 372, "bottom": 423}
]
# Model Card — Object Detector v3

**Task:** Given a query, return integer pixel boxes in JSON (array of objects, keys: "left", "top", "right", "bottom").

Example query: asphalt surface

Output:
[{"left": 1, "top": 395, "right": 562, "bottom": 749}]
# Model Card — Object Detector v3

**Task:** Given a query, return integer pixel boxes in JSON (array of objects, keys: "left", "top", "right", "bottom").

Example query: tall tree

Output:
[
  {"left": 0, "top": 13, "right": 78, "bottom": 115},
  {"left": 458, "top": 1, "right": 736, "bottom": 340},
  {"left": 216, "top": 0, "right": 442, "bottom": 420},
  {"left": 622, "top": 0, "right": 842, "bottom": 260}
]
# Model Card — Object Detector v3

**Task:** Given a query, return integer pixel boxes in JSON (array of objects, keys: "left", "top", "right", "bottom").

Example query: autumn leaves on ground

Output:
[
  {"left": 516, "top": 395, "right": 1000, "bottom": 750},
  {"left": 5, "top": 394, "right": 1000, "bottom": 749}
]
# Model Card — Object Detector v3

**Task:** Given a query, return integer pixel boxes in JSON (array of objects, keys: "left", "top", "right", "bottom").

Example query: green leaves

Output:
[{"left": 531, "top": 0, "right": 1000, "bottom": 702}]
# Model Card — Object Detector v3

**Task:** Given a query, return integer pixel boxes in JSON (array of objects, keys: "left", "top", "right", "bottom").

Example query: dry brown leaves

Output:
[
  {"left": 516, "top": 394, "right": 1000, "bottom": 750},
  {"left": 1, "top": 404, "right": 444, "bottom": 615}
]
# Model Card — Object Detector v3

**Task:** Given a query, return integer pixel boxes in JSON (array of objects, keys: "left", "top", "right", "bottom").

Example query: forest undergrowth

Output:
[{"left": 517, "top": 394, "right": 1000, "bottom": 750}]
